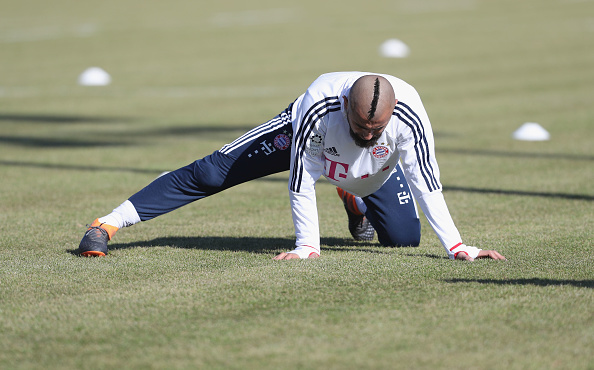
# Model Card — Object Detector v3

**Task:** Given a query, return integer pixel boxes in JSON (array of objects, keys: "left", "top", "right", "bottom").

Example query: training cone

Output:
[
  {"left": 379, "top": 39, "right": 410, "bottom": 58},
  {"left": 78, "top": 67, "right": 111, "bottom": 86},
  {"left": 512, "top": 122, "right": 550, "bottom": 141}
]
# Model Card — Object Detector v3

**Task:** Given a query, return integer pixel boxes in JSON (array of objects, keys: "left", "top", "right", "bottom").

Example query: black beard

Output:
[{"left": 349, "top": 127, "right": 380, "bottom": 148}]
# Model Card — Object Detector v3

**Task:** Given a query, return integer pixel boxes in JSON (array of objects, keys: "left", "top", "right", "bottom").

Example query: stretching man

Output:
[{"left": 78, "top": 72, "right": 506, "bottom": 261}]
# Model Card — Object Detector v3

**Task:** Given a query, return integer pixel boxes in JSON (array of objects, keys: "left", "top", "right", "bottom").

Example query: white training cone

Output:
[
  {"left": 512, "top": 122, "right": 550, "bottom": 141},
  {"left": 78, "top": 67, "right": 111, "bottom": 86},
  {"left": 379, "top": 39, "right": 410, "bottom": 58}
]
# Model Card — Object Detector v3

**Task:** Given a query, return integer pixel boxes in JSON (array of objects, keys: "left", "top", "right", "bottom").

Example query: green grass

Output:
[{"left": 1, "top": 0, "right": 593, "bottom": 369}]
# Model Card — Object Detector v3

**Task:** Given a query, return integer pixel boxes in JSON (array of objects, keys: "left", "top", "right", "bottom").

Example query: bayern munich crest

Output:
[
  {"left": 372, "top": 145, "right": 389, "bottom": 158},
  {"left": 273, "top": 134, "right": 291, "bottom": 150}
]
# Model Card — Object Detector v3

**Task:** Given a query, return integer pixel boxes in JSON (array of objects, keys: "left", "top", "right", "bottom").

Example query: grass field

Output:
[{"left": 1, "top": 0, "right": 593, "bottom": 368}]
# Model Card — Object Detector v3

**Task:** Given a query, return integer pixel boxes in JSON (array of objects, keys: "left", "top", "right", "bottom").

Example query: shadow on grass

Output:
[
  {"left": 0, "top": 160, "right": 291, "bottom": 182},
  {"left": 0, "top": 113, "right": 256, "bottom": 149},
  {"left": 0, "top": 136, "right": 132, "bottom": 148},
  {"left": 135, "top": 125, "right": 256, "bottom": 137},
  {"left": 0, "top": 160, "right": 169, "bottom": 175},
  {"left": 401, "top": 252, "right": 447, "bottom": 260},
  {"left": 109, "top": 236, "right": 295, "bottom": 254},
  {"left": 0, "top": 113, "right": 133, "bottom": 124},
  {"left": 69, "top": 236, "right": 383, "bottom": 255},
  {"left": 445, "top": 278, "right": 593, "bottom": 288},
  {"left": 5, "top": 159, "right": 591, "bottom": 201},
  {"left": 0, "top": 113, "right": 250, "bottom": 134},
  {"left": 438, "top": 148, "right": 594, "bottom": 162},
  {"left": 444, "top": 186, "right": 594, "bottom": 201},
  {"left": 68, "top": 235, "right": 447, "bottom": 260}
]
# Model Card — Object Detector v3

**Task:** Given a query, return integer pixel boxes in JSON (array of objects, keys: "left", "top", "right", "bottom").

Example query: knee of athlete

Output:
[
  {"left": 192, "top": 157, "right": 227, "bottom": 189},
  {"left": 378, "top": 220, "right": 421, "bottom": 248},
  {"left": 194, "top": 168, "right": 224, "bottom": 189}
]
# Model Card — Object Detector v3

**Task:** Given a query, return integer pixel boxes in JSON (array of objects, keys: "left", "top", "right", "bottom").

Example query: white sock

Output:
[
  {"left": 98, "top": 200, "right": 141, "bottom": 229},
  {"left": 355, "top": 196, "right": 367, "bottom": 214}
]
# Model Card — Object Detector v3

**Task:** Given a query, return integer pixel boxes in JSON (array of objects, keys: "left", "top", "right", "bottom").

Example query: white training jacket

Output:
[{"left": 287, "top": 72, "right": 480, "bottom": 259}]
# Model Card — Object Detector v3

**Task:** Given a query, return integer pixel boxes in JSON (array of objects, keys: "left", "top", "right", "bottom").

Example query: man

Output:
[{"left": 78, "top": 72, "right": 505, "bottom": 261}]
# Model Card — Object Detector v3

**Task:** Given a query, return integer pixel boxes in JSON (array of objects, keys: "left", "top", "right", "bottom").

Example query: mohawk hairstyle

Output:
[{"left": 367, "top": 77, "right": 381, "bottom": 120}]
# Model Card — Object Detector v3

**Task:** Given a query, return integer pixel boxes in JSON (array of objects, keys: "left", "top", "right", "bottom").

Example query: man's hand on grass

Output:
[
  {"left": 273, "top": 252, "right": 319, "bottom": 260},
  {"left": 274, "top": 250, "right": 505, "bottom": 261},
  {"left": 456, "top": 250, "right": 506, "bottom": 261}
]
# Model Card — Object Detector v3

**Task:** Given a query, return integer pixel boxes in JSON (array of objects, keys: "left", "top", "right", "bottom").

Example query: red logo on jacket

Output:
[
  {"left": 273, "top": 134, "right": 291, "bottom": 150},
  {"left": 372, "top": 146, "right": 389, "bottom": 158}
]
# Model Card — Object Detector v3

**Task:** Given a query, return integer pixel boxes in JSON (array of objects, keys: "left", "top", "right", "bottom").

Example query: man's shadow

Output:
[
  {"left": 445, "top": 278, "right": 593, "bottom": 288},
  {"left": 69, "top": 235, "right": 393, "bottom": 255}
]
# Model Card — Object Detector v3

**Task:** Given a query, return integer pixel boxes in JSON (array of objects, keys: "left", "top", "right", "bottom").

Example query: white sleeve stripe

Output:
[
  {"left": 219, "top": 108, "right": 291, "bottom": 155},
  {"left": 394, "top": 102, "right": 440, "bottom": 192},
  {"left": 290, "top": 97, "right": 341, "bottom": 192}
]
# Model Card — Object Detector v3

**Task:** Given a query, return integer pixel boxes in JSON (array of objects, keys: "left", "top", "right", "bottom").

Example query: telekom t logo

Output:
[{"left": 324, "top": 155, "right": 349, "bottom": 181}]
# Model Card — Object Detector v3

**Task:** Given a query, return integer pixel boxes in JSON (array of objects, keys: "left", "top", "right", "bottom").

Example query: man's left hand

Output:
[
  {"left": 456, "top": 250, "right": 506, "bottom": 261},
  {"left": 273, "top": 252, "right": 319, "bottom": 260}
]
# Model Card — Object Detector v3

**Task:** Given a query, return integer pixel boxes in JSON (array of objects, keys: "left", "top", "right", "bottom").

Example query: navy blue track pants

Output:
[{"left": 129, "top": 106, "right": 421, "bottom": 247}]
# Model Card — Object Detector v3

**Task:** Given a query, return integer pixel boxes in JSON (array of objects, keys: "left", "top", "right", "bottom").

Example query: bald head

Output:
[
  {"left": 343, "top": 75, "right": 396, "bottom": 148},
  {"left": 348, "top": 75, "right": 396, "bottom": 122}
]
